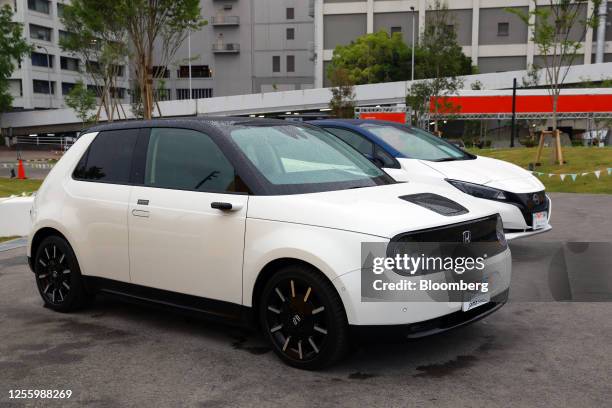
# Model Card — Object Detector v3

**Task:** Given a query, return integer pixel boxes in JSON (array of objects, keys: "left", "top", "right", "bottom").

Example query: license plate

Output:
[
  {"left": 462, "top": 291, "right": 491, "bottom": 312},
  {"left": 532, "top": 211, "right": 548, "bottom": 230}
]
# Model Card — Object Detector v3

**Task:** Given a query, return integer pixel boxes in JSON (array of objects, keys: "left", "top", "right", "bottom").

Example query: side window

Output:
[
  {"left": 323, "top": 127, "right": 374, "bottom": 156},
  {"left": 144, "top": 128, "right": 239, "bottom": 193},
  {"left": 73, "top": 129, "right": 139, "bottom": 184},
  {"left": 374, "top": 146, "right": 399, "bottom": 168}
]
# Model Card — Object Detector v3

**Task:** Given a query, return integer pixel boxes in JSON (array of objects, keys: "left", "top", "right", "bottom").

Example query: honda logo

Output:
[
  {"left": 532, "top": 193, "right": 542, "bottom": 205},
  {"left": 462, "top": 230, "right": 471, "bottom": 244}
]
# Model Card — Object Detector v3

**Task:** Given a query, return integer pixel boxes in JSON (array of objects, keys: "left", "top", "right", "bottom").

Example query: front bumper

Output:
[
  {"left": 332, "top": 248, "right": 511, "bottom": 326},
  {"left": 490, "top": 195, "right": 552, "bottom": 240}
]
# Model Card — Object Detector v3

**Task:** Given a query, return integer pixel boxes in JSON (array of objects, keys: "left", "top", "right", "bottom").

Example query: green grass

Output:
[
  {"left": 468, "top": 147, "right": 612, "bottom": 194},
  {"left": 0, "top": 178, "right": 43, "bottom": 197},
  {"left": 0, "top": 236, "right": 20, "bottom": 243}
]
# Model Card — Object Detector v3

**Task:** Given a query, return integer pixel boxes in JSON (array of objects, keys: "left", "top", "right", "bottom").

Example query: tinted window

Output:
[
  {"left": 73, "top": 130, "right": 139, "bottom": 183},
  {"left": 323, "top": 127, "right": 373, "bottom": 156},
  {"left": 145, "top": 128, "right": 238, "bottom": 193}
]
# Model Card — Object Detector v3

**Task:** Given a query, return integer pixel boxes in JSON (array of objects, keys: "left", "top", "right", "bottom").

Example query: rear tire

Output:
[
  {"left": 258, "top": 264, "right": 349, "bottom": 369},
  {"left": 33, "top": 236, "right": 92, "bottom": 312}
]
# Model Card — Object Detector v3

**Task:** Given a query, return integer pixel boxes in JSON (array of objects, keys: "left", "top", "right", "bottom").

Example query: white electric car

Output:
[
  {"left": 28, "top": 118, "right": 511, "bottom": 369},
  {"left": 313, "top": 120, "right": 552, "bottom": 240}
]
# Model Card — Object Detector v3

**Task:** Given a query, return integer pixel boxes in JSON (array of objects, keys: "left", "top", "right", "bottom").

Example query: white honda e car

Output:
[
  {"left": 313, "top": 120, "right": 552, "bottom": 240},
  {"left": 28, "top": 118, "right": 511, "bottom": 369}
]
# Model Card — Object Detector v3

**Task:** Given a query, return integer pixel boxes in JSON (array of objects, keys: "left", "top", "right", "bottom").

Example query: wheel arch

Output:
[
  {"left": 29, "top": 227, "right": 72, "bottom": 272},
  {"left": 250, "top": 257, "right": 347, "bottom": 328}
]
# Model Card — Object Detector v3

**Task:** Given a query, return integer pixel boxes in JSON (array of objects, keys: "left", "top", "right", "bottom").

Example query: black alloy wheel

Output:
[
  {"left": 34, "top": 236, "right": 91, "bottom": 312},
  {"left": 259, "top": 265, "right": 348, "bottom": 369}
]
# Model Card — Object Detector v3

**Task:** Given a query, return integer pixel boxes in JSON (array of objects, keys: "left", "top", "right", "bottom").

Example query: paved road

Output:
[{"left": 0, "top": 193, "right": 611, "bottom": 407}]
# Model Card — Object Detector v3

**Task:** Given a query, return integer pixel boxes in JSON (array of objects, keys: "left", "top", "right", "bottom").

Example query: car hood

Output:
[
  {"left": 247, "top": 182, "right": 497, "bottom": 239},
  {"left": 417, "top": 156, "right": 545, "bottom": 193}
]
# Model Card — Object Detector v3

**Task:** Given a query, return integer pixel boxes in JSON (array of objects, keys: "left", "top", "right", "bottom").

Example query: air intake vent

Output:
[{"left": 399, "top": 193, "right": 468, "bottom": 216}]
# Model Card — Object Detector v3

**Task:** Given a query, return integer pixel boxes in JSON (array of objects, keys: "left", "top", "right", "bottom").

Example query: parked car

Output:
[
  {"left": 312, "top": 119, "right": 551, "bottom": 240},
  {"left": 27, "top": 118, "right": 510, "bottom": 369}
]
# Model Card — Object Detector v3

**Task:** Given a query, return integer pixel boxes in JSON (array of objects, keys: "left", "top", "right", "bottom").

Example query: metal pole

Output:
[
  {"left": 37, "top": 45, "right": 52, "bottom": 109},
  {"left": 410, "top": 6, "right": 415, "bottom": 82},
  {"left": 188, "top": 31, "right": 192, "bottom": 99},
  {"left": 511, "top": 78, "right": 517, "bottom": 148},
  {"left": 595, "top": 0, "right": 608, "bottom": 64}
]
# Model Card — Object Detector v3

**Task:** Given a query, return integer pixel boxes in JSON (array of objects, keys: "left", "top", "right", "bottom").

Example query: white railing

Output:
[{"left": 13, "top": 136, "right": 75, "bottom": 151}]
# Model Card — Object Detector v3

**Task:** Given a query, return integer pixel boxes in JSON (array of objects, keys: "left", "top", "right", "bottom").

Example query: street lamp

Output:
[
  {"left": 36, "top": 44, "right": 53, "bottom": 109},
  {"left": 410, "top": 6, "right": 415, "bottom": 82}
]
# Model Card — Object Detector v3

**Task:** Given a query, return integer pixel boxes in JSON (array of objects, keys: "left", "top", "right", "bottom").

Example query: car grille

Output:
[{"left": 505, "top": 190, "right": 548, "bottom": 227}]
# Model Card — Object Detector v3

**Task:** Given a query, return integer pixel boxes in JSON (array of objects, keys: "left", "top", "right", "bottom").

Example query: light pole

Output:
[
  {"left": 188, "top": 30, "right": 192, "bottom": 100},
  {"left": 36, "top": 44, "right": 53, "bottom": 109},
  {"left": 410, "top": 6, "right": 415, "bottom": 82}
]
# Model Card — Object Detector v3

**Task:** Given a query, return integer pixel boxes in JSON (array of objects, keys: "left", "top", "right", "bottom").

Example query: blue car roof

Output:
[{"left": 310, "top": 119, "right": 409, "bottom": 158}]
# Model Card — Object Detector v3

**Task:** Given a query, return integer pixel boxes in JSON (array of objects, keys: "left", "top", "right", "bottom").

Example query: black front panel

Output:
[
  {"left": 392, "top": 214, "right": 500, "bottom": 243},
  {"left": 506, "top": 190, "right": 548, "bottom": 226}
]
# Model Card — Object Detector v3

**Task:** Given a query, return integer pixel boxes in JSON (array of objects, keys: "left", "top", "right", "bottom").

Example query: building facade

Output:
[
  {"left": 4, "top": 0, "right": 130, "bottom": 111},
  {"left": 154, "top": 0, "right": 315, "bottom": 101},
  {"left": 314, "top": 0, "right": 612, "bottom": 87}
]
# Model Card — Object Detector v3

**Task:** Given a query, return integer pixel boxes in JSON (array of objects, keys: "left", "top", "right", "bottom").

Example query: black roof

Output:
[{"left": 81, "top": 116, "right": 295, "bottom": 137}]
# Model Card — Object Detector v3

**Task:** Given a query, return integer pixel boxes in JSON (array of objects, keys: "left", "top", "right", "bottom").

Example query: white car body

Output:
[
  {"left": 27, "top": 119, "right": 511, "bottom": 367},
  {"left": 384, "top": 156, "right": 552, "bottom": 240}
]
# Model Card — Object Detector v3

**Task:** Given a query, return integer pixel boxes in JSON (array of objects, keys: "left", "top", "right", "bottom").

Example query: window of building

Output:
[
  {"left": 31, "top": 52, "right": 53, "bottom": 68},
  {"left": 73, "top": 130, "right": 139, "bottom": 184},
  {"left": 110, "top": 65, "right": 124, "bottom": 77},
  {"left": 62, "top": 82, "right": 75, "bottom": 95},
  {"left": 9, "top": 79, "right": 23, "bottom": 97},
  {"left": 286, "top": 27, "right": 295, "bottom": 40},
  {"left": 86, "top": 60, "right": 101, "bottom": 74},
  {"left": 497, "top": 22, "right": 509, "bottom": 37},
  {"left": 87, "top": 84, "right": 103, "bottom": 95},
  {"left": 154, "top": 89, "right": 171, "bottom": 101},
  {"left": 286, "top": 55, "right": 295, "bottom": 73},
  {"left": 60, "top": 56, "right": 79, "bottom": 71},
  {"left": 177, "top": 65, "right": 212, "bottom": 78},
  {"left": 57, "top": 3, "right": 65, "bottom": 18},
  {"left": 153, "top": 66, "right": 170, "bottom": 78},
  {"left": 444, "top": 24, "right": 455, "bottom": 35},
  {"left": 176, "top": 88, "right": 213, "bottom": 100},
  {"left": 28, "top": 0, "right": 50, "bottom": 14},
  {"left": 272, "top": 56, "right": 280, "bottom": 73},
  {"left": 30, "top": 24, "right": 52, "bottom": 41},
  {"left": 286, "top": 7, "right": 294, "bottom": 20},
  {"left": 59, "top": 30, "right": 75, "bottom": 44},
  {"left": 33, "top": 79, "right": 55, "bottom": 94},
  {"left": 390, "top": 26, "right": 402, "bottom": 36},
  {"left": 144, "top": 128, "right": 238, "bottom": 193}
]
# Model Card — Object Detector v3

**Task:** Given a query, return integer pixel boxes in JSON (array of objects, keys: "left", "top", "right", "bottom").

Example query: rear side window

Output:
[
  {"left": 144, "top": 128, "right": 239, "bottom": 193},
  {"left": 73, "top": 129, "right": 139, "bottom": 184},
  {"left": 323, "top": 127, "right": 373, "bottom": 156}
]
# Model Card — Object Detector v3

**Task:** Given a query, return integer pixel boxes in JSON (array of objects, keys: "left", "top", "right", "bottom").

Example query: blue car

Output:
[{"left": 311, "top": 119, "right": 551, "bottom": 240}]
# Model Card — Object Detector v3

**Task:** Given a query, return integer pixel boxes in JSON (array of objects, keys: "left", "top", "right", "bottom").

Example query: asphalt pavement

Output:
[{"left": 0, "top": 193, "right": 610, "bottom": 407}]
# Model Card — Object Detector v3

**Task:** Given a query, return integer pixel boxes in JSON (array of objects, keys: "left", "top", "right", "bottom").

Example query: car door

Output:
[
  {"left": 64, "top": 129, "right": 140, "bottom": 283},
  {"left": 127, "top": 127, "right": 249, "bottom": 305},
  {"left": 322, "top": 126, "right": 404, "bottom": 180}
]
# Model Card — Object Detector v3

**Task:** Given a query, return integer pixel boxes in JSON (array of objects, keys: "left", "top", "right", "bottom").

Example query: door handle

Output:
[
  {"left": 132, "top": 209, "right": 150, "bottom": 218},
  {"left": 211, "top": 202, "right": 243, "bottom": 212}
]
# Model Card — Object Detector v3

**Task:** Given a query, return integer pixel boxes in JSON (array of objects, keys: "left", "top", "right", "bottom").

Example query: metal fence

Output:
[{"left": 12, "top": 136, "right": 75, "bottom": 151}]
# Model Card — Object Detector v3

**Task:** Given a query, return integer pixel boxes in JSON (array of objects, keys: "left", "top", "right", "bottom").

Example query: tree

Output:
[
  {"left": 60, "top": 0, "right": 129, "bottom": 122},
  {"left": 406, "top": 1, "right": 469, "bottom": 132},
  {"left": 328, "top": 67, "right": 356, "bottom": 119},
  {"left": 508, "top": 0, "right": 601, "bottom": 131},
  {"left": 0, "top": 5, "right": 32, "bottom": 113},
  {"left": 327, "top": 31, "right": 413, "bottom": 85},
  {"left": 119, "top": 0, "right": 206, "bottom": 119},
  {"left": 65, "top": 80, "right": 96, "bottom": 127}
]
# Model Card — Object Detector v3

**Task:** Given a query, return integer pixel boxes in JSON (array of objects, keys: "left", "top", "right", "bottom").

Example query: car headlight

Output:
[{"left": 446, "top": 179, "right": 508, "bottom": 201}]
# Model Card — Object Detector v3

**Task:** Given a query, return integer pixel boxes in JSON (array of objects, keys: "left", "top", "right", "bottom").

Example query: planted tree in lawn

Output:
[
  {"left": 328, "top": 67, "right": 356, "bottom": 119},
  {"left": 0, "top": 5, "right": 32, "bottom": 113},
  {"left": 65, "top": 80, "right": 96, "bottom": 127},
  {"left": 60, "top": 0, "right": 129, "bottom": 122},
  {"left": 508, "top": 0, "right": 601, "bottom": 131},
  {"left": 406, "top": 0, "right": 471, "bottom": 132}
]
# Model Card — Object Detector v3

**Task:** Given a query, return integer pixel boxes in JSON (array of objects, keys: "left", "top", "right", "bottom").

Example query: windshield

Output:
[
  {"left": 361, "top": 124, "right": 472, "bottom": 161},
  {"left": 230, "top": 124, "right": 393, "bottom": 194}
]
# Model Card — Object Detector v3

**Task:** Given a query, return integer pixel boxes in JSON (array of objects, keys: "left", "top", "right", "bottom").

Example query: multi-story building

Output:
[
  {"left": 4, "top": 0, "right": 130, "bottom": 110},
  {"left": 313, "top": 0, "right": 612, "bottom": 87},
  {"left": 153, "top": 0, "right": 315, "bottom": 101}
]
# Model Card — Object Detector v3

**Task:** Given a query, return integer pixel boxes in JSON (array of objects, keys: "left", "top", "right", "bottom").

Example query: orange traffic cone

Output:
[{"left": 17, "top": 159, "right": 27, "bottom": 180}]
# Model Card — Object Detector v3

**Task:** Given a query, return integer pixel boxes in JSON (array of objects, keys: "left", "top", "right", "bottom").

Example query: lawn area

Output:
[
  {"left": 469, "top": 147, "right": 612, "bottom": 194},
  {"left": 0, "top": 178, "right": 43, "bottom": 197},
  {"left": 0, "top": 236, "right": 20, "bottom": 243}
]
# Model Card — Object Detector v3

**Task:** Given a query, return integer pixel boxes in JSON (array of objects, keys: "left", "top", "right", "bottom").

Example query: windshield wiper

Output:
[{"left": 433, "top": 157, "right": 460, "bottom": 162}]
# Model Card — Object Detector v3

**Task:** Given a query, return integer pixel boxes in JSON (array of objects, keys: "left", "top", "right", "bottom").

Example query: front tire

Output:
[
  {"left": 259, "top": 264, "right": 349, "bottom": 369},
  {"left": 33, "top": 236, "right": 91, "bottom": 312}
]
